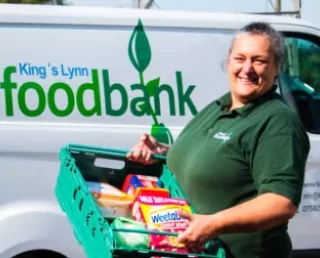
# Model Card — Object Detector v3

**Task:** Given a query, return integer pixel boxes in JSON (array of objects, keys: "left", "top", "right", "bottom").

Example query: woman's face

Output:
[{"left": 227, "top": 33, "right": 278, "bottom": 104}]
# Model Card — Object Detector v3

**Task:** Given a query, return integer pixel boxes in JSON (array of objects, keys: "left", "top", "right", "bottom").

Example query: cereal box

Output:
[
  {"left": 134, "top": 187, "right": 170, "bottom": 199},
  {"left": 131, "top": 195, "right": 192, "bottom": 252},
  {"left": 122, "top": 174, "right": 162, "bottom": 196}
]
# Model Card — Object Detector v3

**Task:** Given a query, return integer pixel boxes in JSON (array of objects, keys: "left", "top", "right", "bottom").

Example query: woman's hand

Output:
[
  {"left": 126, "top": 133, "right": 169, "bottom": 164},
  {"left": 176, "top": 210, "right": 218, "bottom": 248}
]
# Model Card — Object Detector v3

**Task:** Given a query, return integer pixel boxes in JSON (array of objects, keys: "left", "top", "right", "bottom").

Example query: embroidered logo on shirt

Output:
[{"left": 213, "top": 132, "right": 232, "bottom": 142}]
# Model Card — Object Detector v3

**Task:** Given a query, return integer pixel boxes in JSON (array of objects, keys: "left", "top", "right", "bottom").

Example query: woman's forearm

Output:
[{"left": 211, "top": 193, "right": 297, "bottom": 235}]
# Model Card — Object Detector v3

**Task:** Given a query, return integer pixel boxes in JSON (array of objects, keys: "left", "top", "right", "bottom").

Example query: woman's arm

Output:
[
  {"left": 212, "top": 193, "right": 296, "bottom": 234},
  {"left": 177, "top": 192, "right": 297, "bottom": 245}
]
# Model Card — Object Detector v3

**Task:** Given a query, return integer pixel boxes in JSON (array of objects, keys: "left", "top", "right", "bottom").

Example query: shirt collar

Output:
[{"left": 216, "top": 85, "right": 279, "bottom": 117}]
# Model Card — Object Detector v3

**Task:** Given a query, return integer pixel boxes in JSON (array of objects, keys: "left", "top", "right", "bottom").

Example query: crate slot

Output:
[
  {"left": 85, "top": 211, "right": 94, "bottom": 226},
  {"left": 78, "top": 199, "right": 84, "bottom": 211},
  {"left": 94, "top": 158, "right": 126, "bottom": 170},
  {"left": 73, "top": 186, "right": 80, "bottom": 200}
]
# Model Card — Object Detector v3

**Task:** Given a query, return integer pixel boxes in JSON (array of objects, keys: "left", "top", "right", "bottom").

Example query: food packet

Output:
[
  {"left": 87, "top": 181, "right": 133, "bottom": 218},
  {"left": 110, "top": 217, "right": 150, "bottom": 249},
  {"left": 131, "top": 195, "right": 192, "bottom": 252}
]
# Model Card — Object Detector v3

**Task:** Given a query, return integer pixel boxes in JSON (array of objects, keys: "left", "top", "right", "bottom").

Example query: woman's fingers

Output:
[
  {"left": 126, "top": 133, "right": 161, "bottom": 164},
  {"left": 145, "top": 150, "right": 152, "bottom": 163},
  {"left": 141, "top": 148, "right": 148, "bottom": 162},
  {"left": 127, "top": 146, "right": 154, "bottom": 164},
  {"left": 131, "top": 148, "right": 142, "bottom": 161},
  {"left": 126, "top": 145, "right": 142, "bottom": 160},
  {"left": 142, "top": 133, "right": 159, "bottom": 149},
  {"left": 140, "top": 133, "right": 148, "bottom": 143}
]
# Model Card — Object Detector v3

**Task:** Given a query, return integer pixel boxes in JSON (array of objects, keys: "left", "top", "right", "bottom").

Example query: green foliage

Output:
[
  {"left": 282, "top": 39, "right": 320, "bottom": 94},
  {"left": 298, "top": 44, "right": 320, "bottom": 93}
]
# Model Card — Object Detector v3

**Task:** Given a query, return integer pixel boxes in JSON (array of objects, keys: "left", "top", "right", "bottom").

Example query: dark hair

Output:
[{"left": 229, "top": 22, "right": 285, "bottom": 67}]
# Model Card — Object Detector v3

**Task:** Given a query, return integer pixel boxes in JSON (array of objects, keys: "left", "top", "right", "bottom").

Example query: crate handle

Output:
[
  {"left": 112, "top": 227, "right": 178, "bottom": 237},
  {"left": 67, "top": 143, "right": 166, "bottom": 162},
  {"left": 112, "top": 228, "right": 222, "bottom": 257}
]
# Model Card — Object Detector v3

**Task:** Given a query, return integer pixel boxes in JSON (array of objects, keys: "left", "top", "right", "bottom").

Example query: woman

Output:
[{"left": 127, "top": 22, "right": 310, "bottom": 258}]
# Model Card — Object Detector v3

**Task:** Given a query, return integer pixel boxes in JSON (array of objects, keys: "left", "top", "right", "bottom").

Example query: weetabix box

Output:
[{"left": 131, "top": 195, "right": 192, "bottom": 252}]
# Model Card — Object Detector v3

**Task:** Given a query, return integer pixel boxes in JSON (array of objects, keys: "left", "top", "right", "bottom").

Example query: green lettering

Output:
[
  {"left": 154, "top": 84, "right": 176, "bottom": 116},
  {"left": 102, "top": 69, "right": 128, "bottom": 116},
  {"left": 176, "top": 71, "right": 197, "bottom": 115},
  {"left": 18, "top": 82, "right": 46, "bottom": 117},
  {"left": 0, "top": 66, "right": 17, "bottom": 116},
  {"left": 130, "top": 84, "right": 151, "bottom": 116},
  {"left": 76, "top": 69, "right": 102, "bottom": 117},
  {"left": 48, "top": 82, "right": 75, "bottom": 117}
]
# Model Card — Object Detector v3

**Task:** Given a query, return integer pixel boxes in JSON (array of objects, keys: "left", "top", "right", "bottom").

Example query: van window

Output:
[{"left": 279, "top": 34, "right": 320, "bottom": 134}]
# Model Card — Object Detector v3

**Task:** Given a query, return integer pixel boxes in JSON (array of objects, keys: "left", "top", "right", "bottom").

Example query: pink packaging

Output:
[{"left": 131, "top": 195, "right": 192, "bottom": 252}]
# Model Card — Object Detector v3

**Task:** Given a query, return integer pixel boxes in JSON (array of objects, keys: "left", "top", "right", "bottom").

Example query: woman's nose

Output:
[{"left": 242, "top": 59, "right": 253, "bottom": 73}]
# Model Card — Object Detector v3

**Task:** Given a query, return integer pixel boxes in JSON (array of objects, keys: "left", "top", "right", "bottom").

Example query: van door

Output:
[{"left": 279, "top": 32, "right": 320, "bottom": 257}]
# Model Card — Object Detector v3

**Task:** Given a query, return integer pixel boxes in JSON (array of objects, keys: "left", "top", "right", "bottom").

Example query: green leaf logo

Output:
[
  {"left": 146, "top": 77, "right": 160, "bottom": 96},
  {"left": 128, "top": 18, "right": 175, "bottom": 145},
  {"left": 151, "top": 123, "right": 174, "bottom": 145},
  {"left": 128, "top": 19, "right": 152, "bottom": 74},
  {"left": 137, "top": 103, "right": 146, "bottom": 113}
]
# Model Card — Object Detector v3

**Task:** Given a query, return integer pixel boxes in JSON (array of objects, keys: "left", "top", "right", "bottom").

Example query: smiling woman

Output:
[
  {"left": 127, "top": 22, "right": 311, "bottom": 258},
  {"left": 128, "top": 22, "right": 310, "bottom": 258}
]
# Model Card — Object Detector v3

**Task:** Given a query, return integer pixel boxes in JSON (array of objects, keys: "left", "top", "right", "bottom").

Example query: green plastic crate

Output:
[{"left": 55, "top": 143, "right": 226, "bottom": 258}]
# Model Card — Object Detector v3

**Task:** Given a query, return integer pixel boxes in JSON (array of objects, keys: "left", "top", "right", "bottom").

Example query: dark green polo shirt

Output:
[{"left": 166, "top": 86, "right": 310, "bottom": 258}]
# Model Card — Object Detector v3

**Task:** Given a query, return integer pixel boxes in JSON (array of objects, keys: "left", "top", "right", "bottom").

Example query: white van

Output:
[{"left": 0, "top": 3, "right": 319, "bottom": 258}]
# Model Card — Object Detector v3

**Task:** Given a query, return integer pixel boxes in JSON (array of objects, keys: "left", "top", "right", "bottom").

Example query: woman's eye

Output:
[
  {"left": 254, "top": 59, "right": 267, "bottom": 64},
  {"left": 234, "top": 57, "right": 244, "bottom": 61}
]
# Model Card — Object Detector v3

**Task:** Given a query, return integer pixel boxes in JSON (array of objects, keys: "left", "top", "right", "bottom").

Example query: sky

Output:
[{"left": 69, "top": 0, "right": 320, "bottom": 27}]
